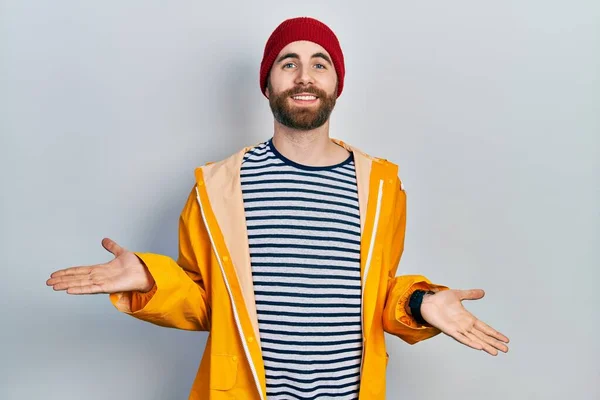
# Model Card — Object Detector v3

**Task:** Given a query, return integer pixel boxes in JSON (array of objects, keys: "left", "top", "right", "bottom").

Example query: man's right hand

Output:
[{"left": 46, "top": 238, "right": 155, "bottom": 295}]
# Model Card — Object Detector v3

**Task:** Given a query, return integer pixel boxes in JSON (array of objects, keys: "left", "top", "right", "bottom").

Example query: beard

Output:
[{"left": 268, "top": 81, "right": 337, "bottom": 130}]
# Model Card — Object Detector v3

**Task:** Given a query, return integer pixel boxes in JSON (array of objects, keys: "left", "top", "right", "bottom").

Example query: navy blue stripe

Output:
[
  {"left": 267, "top": 388, "right": 359, "bottom": 400},
  {"left": 259, "top": 318, "right": 360, "bottom": 328},
  {"left": 256, "top": 300, "right": 359, "bottom": 309},
  {"left": 249, "top": 234, "right": 360, "bottom": 246},
  {"left": 250, "top": 243, "right": 360, "bottom": 254},
  {"left": 254, "top": 280, "right": 360, "bottom": 290},
  {"left": 253, "top": 271, "right": 360, "bottom": 280},
  {"left": 326, "top": 166, "right": 357, "bottom": 180},
  {"left": 264, "top": 345, "right": 362, "bottom": 357},
  {"left": 261, "top": 337, "right": 361, "bottom": 347},
  {"left": 241, "top": 169, "right": 356, "bottom": 186},
  {"left": 259, "top": 327, "right": 362, "bottom": 336},
  {"left": 245, "top": 205, "right": 360, "bottom": 220},
  {"left": 241, "top": 178, "right": 358, "bottom": 195},
  {"left": 268, "top": 382, "right": 359, "bottom": 394},
  {"left": 251, "top": 253, "right": 360, "bottom": 263},
  {"left": 266, "top": 364, "right": 360, "bottom": 375},
  {"left": 268, "top": 381, "right": 359, "bottom": 393},
  {"left": 246, "top": 215, "right": 360, "bottom": 230},
  {"left": 255, "top": 291, "right": 360, "bottom": 299},
  {"left": 257, "top": 309, "right": 361, "bottom": 318},
  {"left": 242, "top": 186, "right": 359, "bottom": 202},
  {"left": 240, "top": 160, "right": 286, "bottom": 171},
  {"left": 246, "top": 224, "right": 359, "bottom": 237},
  {"left": 252, "top": 262, "right": 360, "bottom": 273},
  {"left": 243, "top": 195, "right": 359, "bottom": 211},
  {"left": 242, "top": 145, "right": 268, "bottom": 159},
  {"left": 242, "top": 154, "right": 280, "bottom": 164},
  {"left": 246, "top": 215, "right": 361, "bottom": 229},
  {"left": 242, "top": 148, "right": 271, "bottom": 159},
  {"left": 263, "top": 354, "right": 361, "bottom": 365},
  {"left": 266, "top": 370, "right": 360, "bottom": 385}
]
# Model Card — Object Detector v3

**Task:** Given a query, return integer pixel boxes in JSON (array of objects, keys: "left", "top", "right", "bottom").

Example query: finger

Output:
[
  {"left": 474, "top": 320, "right": 510, "bottom": 343},
  {"left": 49, "top": 265, "right": 93, "bottom": 279},
  {"left": 47, "top": 274, "right": 76, "bottom": 286},
  {"left": 102, "top": 237, "right": 127, "bottom": 257},
  {"left": 472, "top": 327, "right": 509, "bottom": 353},
  {"left": 465, "top": 331, "right": 498, "bottom": 356},
  {"left": 51, "top": 277, "right": 93, "bottom": 291},
  {"left": 67, "top": 284, "right": 105, "bottom": 295},
  {"left": 449, "top": 330, "right": 484, "bottom": 351},
  {"left": 459, "top": 289, "right": 485, "bottom": 301},
  {"left": 47, "top": 270, "right": 91, "bottom": 286}
]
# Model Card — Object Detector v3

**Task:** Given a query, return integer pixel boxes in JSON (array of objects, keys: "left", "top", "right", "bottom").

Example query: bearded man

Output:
[{"left": 47, "top": 16, "right": 509, "bottom": 400}]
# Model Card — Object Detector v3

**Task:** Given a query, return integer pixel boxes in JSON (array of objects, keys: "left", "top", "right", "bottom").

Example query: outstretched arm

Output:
[
  {"left": 47, "top": 185, "right": 212, "bottom": 331},
  {"left": 381, "top": 175, "right": 510, "bottom": 354}
]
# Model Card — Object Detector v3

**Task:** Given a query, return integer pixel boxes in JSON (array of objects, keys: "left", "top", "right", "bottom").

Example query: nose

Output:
[{"left": 294, "top": 64, "right": 314, "bottom": 86}]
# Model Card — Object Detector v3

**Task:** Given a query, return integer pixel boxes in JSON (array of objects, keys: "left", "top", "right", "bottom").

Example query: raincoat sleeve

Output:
[
  {"left": 382, "top": 176, "right": 450, "bottom": 344},
  {"left": 109, "top": 185, "right": 211, "bottom": 331}
]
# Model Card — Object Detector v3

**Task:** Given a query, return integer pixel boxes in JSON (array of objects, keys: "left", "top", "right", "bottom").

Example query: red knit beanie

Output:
[{"left": 260, "top": 17, "right": 345, "bottom": 98}]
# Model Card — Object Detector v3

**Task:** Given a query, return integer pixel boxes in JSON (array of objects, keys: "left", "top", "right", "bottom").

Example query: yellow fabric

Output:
[{"left": 109, "top": 140, "right": 449, "bottom": 399}]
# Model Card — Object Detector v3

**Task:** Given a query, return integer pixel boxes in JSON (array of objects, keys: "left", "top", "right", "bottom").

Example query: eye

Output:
[
  {"left": 283, "top": 62, "right": 296, "bottom": 69},
  {"left": 314, "top": 63, "right": 326, "bottom": 69}
]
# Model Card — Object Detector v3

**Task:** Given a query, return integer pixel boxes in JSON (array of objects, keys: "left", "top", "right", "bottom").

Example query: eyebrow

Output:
[{"left": 276, "top": 52, "right": 333, "bottom": 66}]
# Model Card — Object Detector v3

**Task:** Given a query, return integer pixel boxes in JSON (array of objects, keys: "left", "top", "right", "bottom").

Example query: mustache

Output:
[{"left": 286, "top": 86, "right": 325, "bottom": 97}]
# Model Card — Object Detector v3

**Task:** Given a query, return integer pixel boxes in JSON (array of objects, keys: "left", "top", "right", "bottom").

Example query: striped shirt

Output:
[{"left": 240, "top": 138, "right": 363, "bottom": 400}]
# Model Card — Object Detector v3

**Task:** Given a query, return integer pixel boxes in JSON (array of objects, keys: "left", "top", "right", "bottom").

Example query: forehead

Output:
[{"left": 275, "top": 40, "right": 331, "bottom": 60}]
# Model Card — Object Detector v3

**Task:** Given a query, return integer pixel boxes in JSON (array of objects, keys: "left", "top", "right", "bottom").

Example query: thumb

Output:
[
  {"left": 101, "top": 237, "right": 127, "bottom": 257},
  {"left": 458, "top": 288, "right": 485, "bottom": 301}
]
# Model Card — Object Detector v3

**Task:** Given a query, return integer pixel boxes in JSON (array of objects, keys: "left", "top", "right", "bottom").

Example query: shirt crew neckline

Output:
[{"left": 268, "top": 137, "right": 354, "bottom": 171}]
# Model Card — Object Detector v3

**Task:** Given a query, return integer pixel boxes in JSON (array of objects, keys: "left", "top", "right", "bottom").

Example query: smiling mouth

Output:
[{"left": 290, "top": 94, "right": 319, "bottom": 103}]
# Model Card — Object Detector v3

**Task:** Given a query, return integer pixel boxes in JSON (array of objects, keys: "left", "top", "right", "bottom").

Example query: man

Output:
[{"left": 46, "top": 16, "right": 509, "bottom": 400}]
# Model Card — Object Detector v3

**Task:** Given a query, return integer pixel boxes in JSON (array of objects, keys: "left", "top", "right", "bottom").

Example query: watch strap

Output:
[{"left": 408, "top": 289, "right": 435, "bottom": 325}]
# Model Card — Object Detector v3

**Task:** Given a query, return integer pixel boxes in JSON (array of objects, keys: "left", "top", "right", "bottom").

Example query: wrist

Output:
[
  {"left": 135, "top": 255, "right": 155, "bottom": 293},
  {"left": 139, "top": 266, "right": 155, "bottom": 293},
  {"left": 407, "top": 289, "right": 435, "bottom": 324}
]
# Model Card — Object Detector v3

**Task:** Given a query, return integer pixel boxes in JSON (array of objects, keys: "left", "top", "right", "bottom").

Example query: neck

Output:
[{"left": 271, "top": 120, "right": 349, "bottom": 167}]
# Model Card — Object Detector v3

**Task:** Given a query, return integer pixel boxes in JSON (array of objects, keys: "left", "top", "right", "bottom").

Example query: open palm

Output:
[
  {"left": 421, "top": 289, "right": 510, "bottom": 356},
  {"left": 46, "top": 238, "right": 154, "bottom": 294}
]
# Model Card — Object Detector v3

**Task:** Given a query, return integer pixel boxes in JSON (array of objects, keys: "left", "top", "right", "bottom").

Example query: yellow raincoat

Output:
[{"left": 110, "top": 138, "right": 449, "bottom": 399}]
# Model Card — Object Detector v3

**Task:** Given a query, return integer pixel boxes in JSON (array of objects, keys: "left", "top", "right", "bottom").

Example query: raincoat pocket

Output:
[
  {"left": 367, "top": 351, "right": 389, "bottom": 397},
  {"left": 210, "top": 354, "right": 239, "bottom": 391}
]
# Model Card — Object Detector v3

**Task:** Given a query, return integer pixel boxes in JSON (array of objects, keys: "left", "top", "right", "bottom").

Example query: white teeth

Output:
[{"left": 292, "top": 95, "right": 317, "bottom": 100}]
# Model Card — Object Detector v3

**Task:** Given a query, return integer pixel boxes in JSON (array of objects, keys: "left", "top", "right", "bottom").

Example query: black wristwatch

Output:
[{"left": 408, "top": 290, "right": 435, "bottom": 325}]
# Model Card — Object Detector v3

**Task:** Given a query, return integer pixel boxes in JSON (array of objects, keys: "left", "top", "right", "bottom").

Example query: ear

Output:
[{"left": 265, "top": 74, "right": 273, "bottom": 99}]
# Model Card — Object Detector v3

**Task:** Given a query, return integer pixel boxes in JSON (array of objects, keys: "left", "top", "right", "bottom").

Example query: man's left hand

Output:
[{"left": 420, "top": 289, "right": 510, "bottom": 356}]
